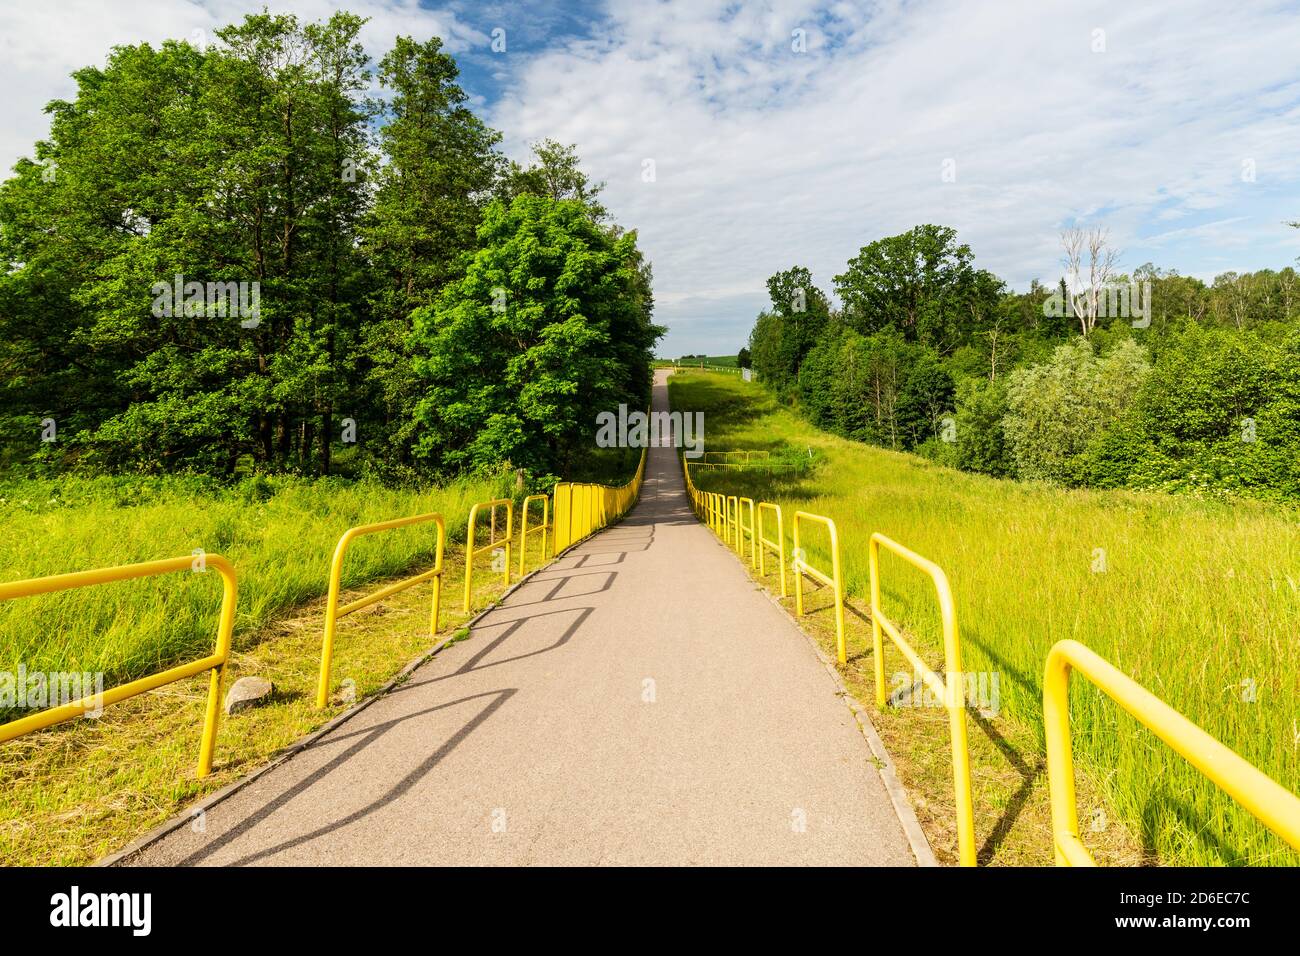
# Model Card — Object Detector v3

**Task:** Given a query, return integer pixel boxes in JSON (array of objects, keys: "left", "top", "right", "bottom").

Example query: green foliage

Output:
[
  {"left": 360, "top": 34, "right": 502, "bottom": 470},
  {"left": 747, "top": 265, "right": 830, "bottom": 394},
  {"left": 0, "top": 12, "right": 653, "bottom": 486},
  {"left": 953, "top": 377, "right": 1012, "bottom": 477},
  {"left": 410, "top": 193, "right": 661, "bottom": 481},
  {"left": 797, "top": 327, "right": 952, "bottom": 450},
  {"left": 833, "top": 225, "right": 998, "bottom": 354},
  {"left": 1003, "top": 338, "right": 1150, "bottom": 485},
  {"left": 495, "top": 138, "right": 608, "bottom": 221},
  {"left": 744, "top": 223, "right": 1300, "bottom": 501},
  {"left": 1091, "top": 325, "right": 1300, "bottom": 499}
]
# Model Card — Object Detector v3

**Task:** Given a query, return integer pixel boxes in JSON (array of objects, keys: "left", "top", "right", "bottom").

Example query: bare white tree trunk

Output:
[{"left": 1061, "top": 226, "right": 1119, "bottom": 336}]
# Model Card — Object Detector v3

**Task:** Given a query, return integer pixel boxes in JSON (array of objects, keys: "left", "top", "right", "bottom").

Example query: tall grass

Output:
[
  {"left": 671, "top": 370, "right": 1300, "bottom": 866},
  {"left": 0, "top": 472, "right": 503, "bottom": 711}
]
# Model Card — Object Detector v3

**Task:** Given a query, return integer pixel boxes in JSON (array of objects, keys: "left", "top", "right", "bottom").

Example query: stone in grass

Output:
[
  {"left": 331, "top": 679, "right": 357, "bottom": 707},
  {"left": 223, "top": 676, "right": 274, "bottom": 715}
]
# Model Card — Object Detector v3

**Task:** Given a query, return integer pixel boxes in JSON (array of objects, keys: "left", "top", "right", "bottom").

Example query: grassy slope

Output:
[
  {"left": 0, "top": 473, "right": 541, "bottom": 864},
  {"left": 0, "top": 474, "right": 502, "bottom": 694},
  {"left": 670, "top": 369, "right": 1299, "bottom": 867}
]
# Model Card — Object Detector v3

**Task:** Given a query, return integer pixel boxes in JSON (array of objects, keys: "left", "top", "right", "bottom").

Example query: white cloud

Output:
[
  {"left": 487, "top": 0, "right": 1300, "bottom": 354},
  {"left": 0, "top": 0, "right": 482, "bottom": 177},
  {"left": 5, "top": 0, "right": 1299, "bottom": 355}
]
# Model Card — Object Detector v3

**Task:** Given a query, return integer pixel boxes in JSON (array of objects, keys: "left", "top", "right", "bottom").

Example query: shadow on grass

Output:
[{"left": 1138, "top": 786, "right": 1245, "bottom": 866}]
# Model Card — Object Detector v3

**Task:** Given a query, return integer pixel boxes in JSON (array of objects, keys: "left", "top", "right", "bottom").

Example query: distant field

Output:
[
  {"left": 670, "top": 370, "right": 1299, "bottom": 866},
  {"left": 656, "top": 355, "right": 740, "bottom": 368}
]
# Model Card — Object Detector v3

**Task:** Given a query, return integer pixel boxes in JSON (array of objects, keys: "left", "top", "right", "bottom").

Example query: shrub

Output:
[{"left": 1003, "top": 338, "right": 1150, "bottom": 484}]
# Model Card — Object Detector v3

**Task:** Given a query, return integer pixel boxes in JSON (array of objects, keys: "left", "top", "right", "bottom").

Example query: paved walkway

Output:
[{"left": 127, "top": 372, "right": 916, "bottom": 866}]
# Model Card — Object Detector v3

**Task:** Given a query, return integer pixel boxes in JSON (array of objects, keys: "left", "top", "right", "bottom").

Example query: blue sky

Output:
[{"left": 4, "top": 0, "right": 1300, "bottom": 356}]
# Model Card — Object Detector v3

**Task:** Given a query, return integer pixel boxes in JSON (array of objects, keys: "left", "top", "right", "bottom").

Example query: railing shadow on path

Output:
[{"left": 177, "top": 687, "right": 518, "bottom": 866}]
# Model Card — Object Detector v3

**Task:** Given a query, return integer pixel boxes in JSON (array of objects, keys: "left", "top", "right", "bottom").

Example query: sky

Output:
[{"left": 3, "top": 0, "right": 1300, "bottom": 356}]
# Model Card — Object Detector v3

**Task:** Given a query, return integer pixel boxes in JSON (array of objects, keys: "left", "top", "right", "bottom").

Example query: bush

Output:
[
  {"left": 1003, "top": 338, "right": 1150, "bottom": 484},
  {"left": 1089, "top": 325, "right": 1300, "bottom": 500},
  {"left": 954, "top": 377, "right": 1012, "bottom": 477}
]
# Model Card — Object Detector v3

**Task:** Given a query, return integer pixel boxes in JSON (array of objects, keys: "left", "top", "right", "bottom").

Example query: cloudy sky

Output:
[{"left": 3, "top": 0, "right": 1300, "bottom": 355}]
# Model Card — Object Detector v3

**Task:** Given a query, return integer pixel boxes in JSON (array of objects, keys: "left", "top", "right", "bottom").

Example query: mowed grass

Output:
[
  {"left": 670, "top": 369, "right": 1300, "bottom": 867},
  {"left": 0, "top": 472, "right": 543, "bottom": 865}
]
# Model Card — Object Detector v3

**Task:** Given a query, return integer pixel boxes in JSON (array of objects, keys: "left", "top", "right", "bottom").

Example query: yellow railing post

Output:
[
  {"left": 519, "top": 494, "right": 550, "bottom": 575},
  {"left": 1043, "top": 639, "right": 1300, "bottom": 866},
  {"left": 0, "top": 554, "right": 238, "bottom": 778},
  {"left": 554, "top": 483, "right": 572, "bottom": 552},
  {"left": 464, "top": 499, "right": 513, "bottom": 612},
  {"left": 868, "top": 531, "right": 975, "bottom": 867},
  {"left": 757, "top": 502, "right": 787, "bottom": 597},
  {"left": 739, "top": 497, "right": 757, "bottom": 567},
  {"left": 315, "top": 512, "right": 446, "bottom": 709},
  {"left": 792, "top": 511, "right": 846, "bottom": 665}
]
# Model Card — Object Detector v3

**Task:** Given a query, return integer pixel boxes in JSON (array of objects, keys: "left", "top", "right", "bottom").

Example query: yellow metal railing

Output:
[
  {"left": 737, "top": 497, "right": 757, "bottom": 568},
  {"left": 726, "top": 495, "right": 739, "bottom": 551},
  {"left": 684, "top": 438, "right": 1298, "bottom": 869},
  {"left": 463, "top": 499, "right": 513, "bottom": 612},
  {"left": 792, "top": 511, "right": 846, "bottom": 666},
  {"left": 552, "top": 447, "right": 646, "bottom": 553},
  {"left": 1044, "top": 639, "right": 1300, "bottom": 866},
  {"left": 316, "top": 512, "right": 446, "bottom": 709},
  {"left": 518, "top": 494, "right": 550, "bottom": 576},
  {"left": 0, "top": 555, "right": 237, "bottom": 777},
  {"left": 756, "top": 502, "right": 787, "bottom": 597},
  {"left": 869, "top": 531, "right": 975, "bottom": 867}
]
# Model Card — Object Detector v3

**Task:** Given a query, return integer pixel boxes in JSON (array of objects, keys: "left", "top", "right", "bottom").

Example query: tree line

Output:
[
  {"left": 747, "top": 224, "right": 1300, "bottom": 500},
  {"left": 0, "top": 11, "right": 661, "bottom": 486}
]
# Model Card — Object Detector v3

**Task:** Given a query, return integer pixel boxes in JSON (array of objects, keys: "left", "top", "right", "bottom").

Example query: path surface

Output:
[{"left": 128, "top": 371, "right": 916, "bottom": 866}]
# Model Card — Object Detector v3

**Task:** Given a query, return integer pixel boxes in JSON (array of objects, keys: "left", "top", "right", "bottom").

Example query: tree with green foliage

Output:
[
  {"left": 747, "top": 265, "right": 830, "bottom": 394},
  {"left": 952, "top": 378, "right": 1013, "bottom": 477},
  {"left": 360, "top": 33, "right": 502, "bottom": 473},
  {"left": 747, "top": 311, "right": 784, "bottom": 390},
  {"left": 1088, "top": 324, "right": 1300, "bottom": 497},
  {"left": 497, "top": 138, "right": 608, "bottom": 222},
  {"left": 410, "top": 193, "right": 662, "bottom": 482},
  {"left": 0, "top": 11, "right": 657, "bottom": 487},
  {"left": 834, "top": 225, "right": 992, "bottom": 354},
  {"left": 0, "top": 12, "right": 379, "bottom": 473}
]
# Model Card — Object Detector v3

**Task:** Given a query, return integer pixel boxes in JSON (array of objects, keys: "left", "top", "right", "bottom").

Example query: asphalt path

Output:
[{"left": 126, "top": 371, "right": 916, "bottom": 866}]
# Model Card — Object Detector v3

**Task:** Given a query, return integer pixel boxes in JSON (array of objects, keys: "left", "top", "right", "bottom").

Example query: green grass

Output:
[
  {"left": 671, "top": 370, "right": 1300, "bottom": 867},
  {"left": 0, "top": 471, "right": 561, "bottom": 865},
  {"left": 0, "top": 473, "right": 505, "bottom": 716}
]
